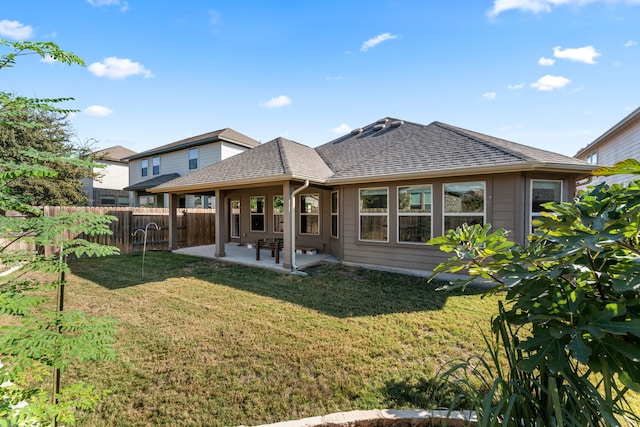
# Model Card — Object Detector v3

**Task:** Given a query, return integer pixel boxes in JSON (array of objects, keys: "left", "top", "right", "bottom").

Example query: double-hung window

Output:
[
  {"left": 188, "top": 148, "right": 198, "bottom": 170},
  {"left": 530, "top": 179, "right": 562, "bottom": 231},
  {"left": 273, "top": 195, "right": 284, "bottom": 233},
  {"left": 300, "top": 194, "right": 319, "bottom": 234},
  {"left": 152, "top": 156, "right": 160, "bottom": 175},
  {"left": 141, "top": 159, "right": 148, "bottom": 177},
  {"left": 250, "top": 196, "right": 265, "bottom": 232},
  {"left": 443, "top": 182, "right": 485, "bottom": 231},
  {"left": 359, "top": 188, "right": 388, "bottom": 241},
  {"left": 398, "top": 185, "right": 432, "bottom": 244},
  {"left": 331, "top": 191, "right": 339, "bottom": 238}
]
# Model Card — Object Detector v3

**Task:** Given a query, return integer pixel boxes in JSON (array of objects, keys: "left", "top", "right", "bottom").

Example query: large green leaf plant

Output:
[
  {"left": 428, "top": 160, "right": 640, "bottom": 426},
  {"left": 1, "top": 39, "right": 119, "bottom": 426}
]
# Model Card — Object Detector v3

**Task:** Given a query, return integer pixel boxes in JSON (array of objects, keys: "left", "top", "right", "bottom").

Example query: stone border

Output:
[{"left": 239, "top": 409, "right": 477, "bottom": 427}]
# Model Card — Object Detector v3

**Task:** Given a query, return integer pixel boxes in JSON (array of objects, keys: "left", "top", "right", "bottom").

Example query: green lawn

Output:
[{"left": 63, "top": 252, "right": 499, "bottom": 426}]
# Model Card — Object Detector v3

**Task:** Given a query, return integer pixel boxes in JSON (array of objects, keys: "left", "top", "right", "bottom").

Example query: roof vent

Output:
[
  {"left": 373, "top": 123, "right": 386, "bottom": 131},
  {"left": 389, "top": 120, "right": 404, "bottom": 128},
  {"left": 376, "top": 118, "right": 390, "bottom": 125},
  {"left": 350, "top": 128, "right": 363, "bottom": 135}
]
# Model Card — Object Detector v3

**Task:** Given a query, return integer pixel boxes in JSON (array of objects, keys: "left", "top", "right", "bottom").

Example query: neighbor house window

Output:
[
  {"left": 141, "top": 159, "right": 148, "bottom": 177},
  {"left": 300, "top": 194, "right": 319, "bottom": 235},
  {"left": 273, "top": 195, "right": 284, "bottom": 233},
  {"left": 152, "top": 156, "right": 160, "bottom": 175},
  {"left": 117, "top": 196, "right": 129, "bottom": 206},
  {"left": 359, "top": 188, "right": 388, "bottom": 242},
  {"left": 586, "top": 151, "right": 598, "bottom": 164},
  {"left": 99, "top": 195, "right": 116, "bottom": 206},
  {"left": 250, "top": 196, "right": 265, "bottom": 232},
  {"left": 230, "top": 200, "right": 240, "bottom": 238},
  {"left": 194, "top": 195, "right": 203, "bottom": 208},
  {"left": 398, "top": 184, "right": 432, "bottom": 244},
  {"left": 331, "top": 191, "right": 339, "bottom": 238},
  {"left": 139, "top": 195, "right": 155, "bottom": 207},
  {"left": 189, "top": 148, "right": 198, "bottom": 170},
  {"left": 443, "top": 182, "right": 485, "bottom": 231},
  {"left": 531, "top": 179, "right": 562, "bottom": 231}
]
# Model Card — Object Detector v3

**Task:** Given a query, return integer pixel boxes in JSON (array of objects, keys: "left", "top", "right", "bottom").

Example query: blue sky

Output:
[{"left": 2, "top": 0, "right": 640, "bottom": 157}]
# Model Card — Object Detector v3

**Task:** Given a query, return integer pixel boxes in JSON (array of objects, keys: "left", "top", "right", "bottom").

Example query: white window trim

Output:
[
  {"left": 188, "top": 148, "right": 198, "bottom": 170},
  {"left": 331, "top": 191, "right": 339, "bottom": 239},
  {"left": 300, "top": 193, "right": 320, "bottom": 235},
  {"left": 359, "top": 187, "right": 389, "bottom": 243},
  {"left": 250, "top": 196, "right": 266, "bottom": 233},
  {"left": 442, "top": 181, "right": 486, "bottom": 231},
  {"left": 273, "top": 195, "right": 284, "bottom": 234},
  {"left": 152, "top": 156, "right": 160, "bottom": 175},
  {"left": 141, "top": 159, "right": 148, "bottom": 177},
  {"left": 230, "top": 200, "right": 240, "bottom": 238},
  {"left": 397, "top": 184, "right": 432, "bottom": 245},
  {"left": 530, "top": 179, "right": 563, "bottom": 232}
]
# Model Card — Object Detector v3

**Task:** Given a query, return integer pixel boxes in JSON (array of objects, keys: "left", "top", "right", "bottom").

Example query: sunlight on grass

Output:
[{"left": 64, "top": 252, "right": 498, "bottom": 426}]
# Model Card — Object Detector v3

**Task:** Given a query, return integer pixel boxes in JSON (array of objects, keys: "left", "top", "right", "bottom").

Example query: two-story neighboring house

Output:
[
  {"left": 124, "top": 128, "right": 260, "bottom": 208},
  {"left": 82, "top": 145, "right": 137, "bottom": 206},
  {"left": 575, "top": 106, "right": 640, "bottom": 188}
]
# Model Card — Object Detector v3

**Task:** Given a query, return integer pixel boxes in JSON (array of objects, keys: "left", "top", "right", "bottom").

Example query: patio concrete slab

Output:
[{"left": 172, "top": 243, "right": 337, "bottom": 273}]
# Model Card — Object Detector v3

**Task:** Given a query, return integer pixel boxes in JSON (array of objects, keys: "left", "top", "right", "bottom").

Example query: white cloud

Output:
[
  {"left": 508, "top": 82, "right": 526, "bottom": 90},
  {"left": 331, "top": 124, "right": 352, "bottom": 135},
  {"left": 539, "top": 57, "right": 555, "bottom": 66},
  {"left": 488, "top": 0, "right": 640, "bottom": 17},
  {"left": 261, "top": 95, "right": 292, "bottom": 108},
  {"left": 84, "top": 105, "right": 113, "bottom": 117},
  {"left": 553, "top": 45, "right": 600, "bottom": 64},
  {"left": 88, "top": 57, "right": 153, "bottom": 79},
  {"left": 483, "top": 92, "right": 497, "bottom": 100},
  {"left": 625, "top": 40, "right": 637, "bottom": 47},
  {"left": 40, "top": 55, "right": 57, "bottom": 64},
  {"left": 87, "top": 0, "right": 129, "bottom": 11},
  {"left": 361, "top": 33, "right": 399, "bottom": 52},
  {"left": 530, "top": 74, "right": 571, "bottom": 91},
  {"left": 0, "top": 20, "right": 33, "bottom": 40}
]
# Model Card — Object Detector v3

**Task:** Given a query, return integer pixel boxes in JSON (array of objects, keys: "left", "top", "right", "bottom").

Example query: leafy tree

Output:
[
  {"left": 1, "top": 38, "right": 119, "bottom": 425},
  {"left": 428, "top": 160, "right": 640, "bottom": 426}
]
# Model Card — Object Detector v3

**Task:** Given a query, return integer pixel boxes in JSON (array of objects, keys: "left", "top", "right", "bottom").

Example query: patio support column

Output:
[
  {"left": 168, "top": 193, "right": 179, "bottom": 250},
  {"left": 282, "top": 181, "right": 293, "bottom": 270},
  {"left": 214, "top": 189, "right": 226, "bottom": 258}
]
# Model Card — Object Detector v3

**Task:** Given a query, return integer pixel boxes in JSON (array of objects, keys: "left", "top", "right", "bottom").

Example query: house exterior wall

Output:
[
  {"left": 576, "top": 122, "right": 640, "bottom": 188},
  {"left": 94, "top": 160, "right": 129, "bottom": 190}
]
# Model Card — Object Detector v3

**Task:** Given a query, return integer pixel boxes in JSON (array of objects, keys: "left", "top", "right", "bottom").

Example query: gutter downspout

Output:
[{"left": 290, "top": 180, "right": 310, "bottom": 271}]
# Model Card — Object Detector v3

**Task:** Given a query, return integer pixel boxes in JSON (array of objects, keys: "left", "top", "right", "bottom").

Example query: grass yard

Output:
[{"left": 61, "top": 252, "right": 499, "bottom": 426}]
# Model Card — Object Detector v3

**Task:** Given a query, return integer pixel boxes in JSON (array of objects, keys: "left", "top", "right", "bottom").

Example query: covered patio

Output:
[{"left": 172, "top": 242, "right": 336, "bottom": 274}]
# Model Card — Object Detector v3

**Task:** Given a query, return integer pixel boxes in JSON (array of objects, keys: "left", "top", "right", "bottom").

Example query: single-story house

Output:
[{"left": 152, "top": 118, "right": 594, "bottom": 273}]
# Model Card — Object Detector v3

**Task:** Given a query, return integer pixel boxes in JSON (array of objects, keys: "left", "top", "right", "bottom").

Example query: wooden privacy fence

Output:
[{"left": 2, "top": 207, "right": 216, "bottom": 255}]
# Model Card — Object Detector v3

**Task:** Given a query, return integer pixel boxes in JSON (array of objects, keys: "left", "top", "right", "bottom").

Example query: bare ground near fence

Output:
[{"left": 1, "top": 207, "right": 216, "bottom": 255}]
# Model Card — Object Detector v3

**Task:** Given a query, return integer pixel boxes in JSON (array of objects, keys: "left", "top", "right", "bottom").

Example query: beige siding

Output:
[
  {"left": 94, "top": 161, "right": 129, "bottom": 190},
  {"left": 221, "top": 142, "right": 249, "bottom": 160}
]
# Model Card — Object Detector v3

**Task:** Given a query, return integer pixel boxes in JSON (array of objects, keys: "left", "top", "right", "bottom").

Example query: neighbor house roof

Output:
[
  {"left": 151, "top": 118, "right": 594, "bottom": 193},
  {"left": 92, "top": 145, "right": 136, "bottom": 163},
  {"left": 124, "top": 173, "right": 181, "bottom": 192},
  {"left": 575, "top": 106, "right": 640, "bottom": 158},
  {"left": 152, "top": 138, "right": 333, "bottom": 193},
  {"left": 124, "top": 128, "right": 260, "bottom": 161}
]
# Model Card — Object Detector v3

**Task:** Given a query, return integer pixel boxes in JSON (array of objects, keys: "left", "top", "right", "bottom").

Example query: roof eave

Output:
[
  {"left": 575, "top": 106, "right": 640, "bottom": 157},
  {"left": 149, "top": 174, "right": 327, "bottom": 193},
  {"left": 326, "top": 162, "right": 596, "bottom": 185}
]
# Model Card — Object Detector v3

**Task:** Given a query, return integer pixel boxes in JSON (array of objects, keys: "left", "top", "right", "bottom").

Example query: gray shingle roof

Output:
[
  {"left": 152, "top": 137, "right": 333, "bottom": 192},
  {"left": 151, "top": 118, "right": 593, "bottom": 192},
  {"left": 125, "top": 128, "right": 260, "bottom": 161},
  {"left": 124, "top": 173, "right": 181, "bottom": 191}
]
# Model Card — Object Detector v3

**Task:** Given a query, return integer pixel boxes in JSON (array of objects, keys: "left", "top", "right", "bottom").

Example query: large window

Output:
[
  {"left": 99, "top": 195, "right": 116, "bottom": 206},
  {"left": 152, "top": 156, "right": 160, "bottom": 175},
  {"left": 139, "top": 195, "right": 155, "bottom": 207},
  {"left": 141, "top": 159, "right": 148, "bottom": 177},
  {"left": 250, "top": 196, "right": 265, "bottom": 232},
  {"left": 300, "top": 194, "right": 319, "bottom": 235},
  {"left": 586, "top": 151, "right": 598, "bottom": 164},
  {"left": 230, "top": 200, "right": 240, "bottom": 238},
  {"left": 273, "top": 195, "right": 284, "bottom": 233},
  {"left": 531, "top": 179, "right": 562, "bottom": 231},
  {"left": 331, "top": 191, "right": 339, "bottom": 238},
  {"left": 398, "top": 185, "right": 432, "bottom": 244},
  {"left": 443, "top": 182, "right": 485, "bottom": 230},
  {"left": 359, "top": 188, "right": 388, "bottom": 241},
  {"left": 189, "top": 148, "right": 198, "bottom": 170}
]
